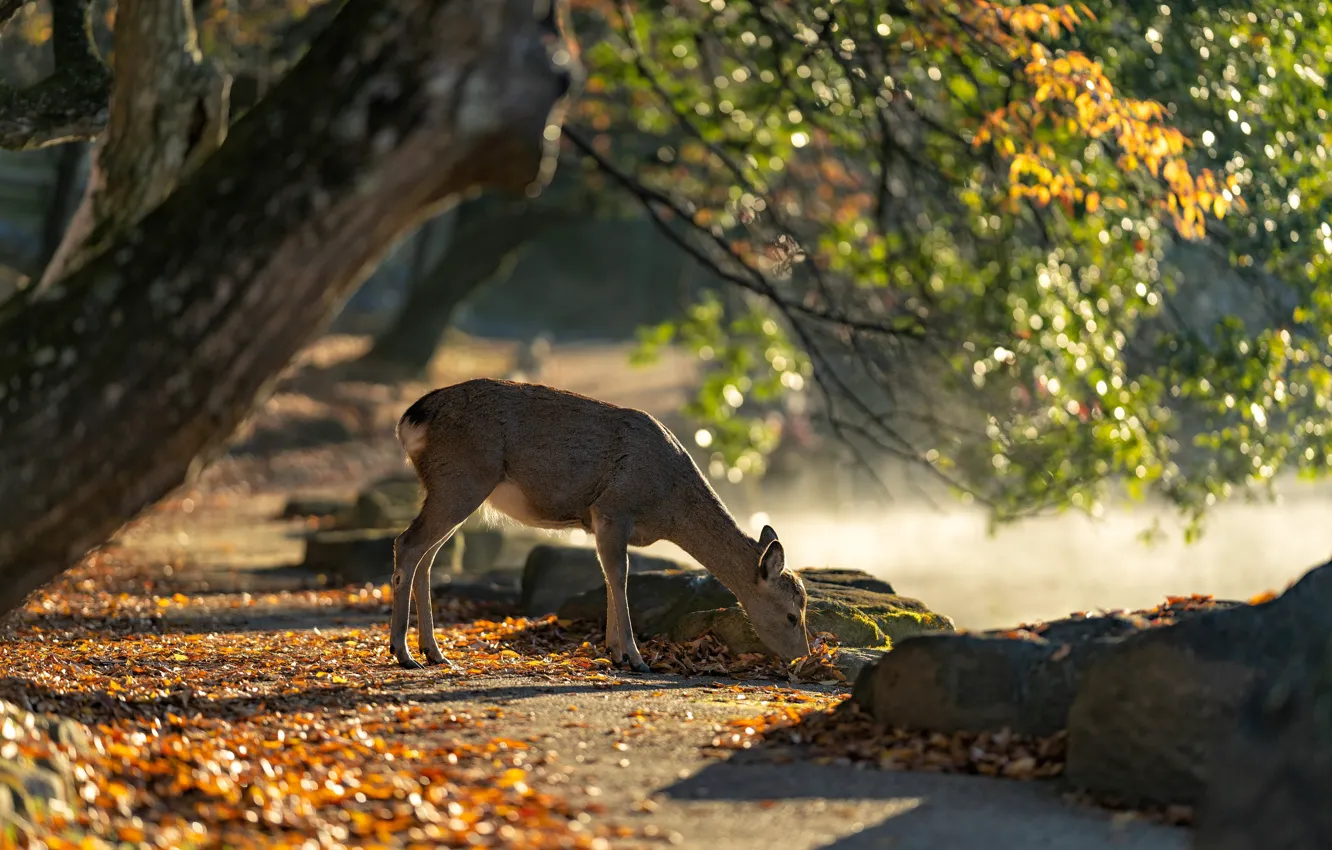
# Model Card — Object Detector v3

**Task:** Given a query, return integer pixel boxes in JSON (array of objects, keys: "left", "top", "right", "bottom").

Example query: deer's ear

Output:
[
  {"left": 758, "top": 540, "right": 785, "bottom": 583},
  {"left": 758, "top": 525, "right": 779, "bottom": 548}
]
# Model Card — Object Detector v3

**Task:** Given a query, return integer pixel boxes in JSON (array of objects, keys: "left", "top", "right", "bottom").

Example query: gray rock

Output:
[
  {"left": 672, "top": 608, "right": 770, "bottom": 654},
  {"left": 338, "top": 474, "right": 423, "bottom": 530},
  {"left": 1195, "top": 632, "right": 1332, "bottom": 850},
  {"left": 798, "top": 568, "right": 896, "bottom": 596},
  {"left": 522, "top": 545, "right": 692, "bottom": 617},
  {"left": 301, "top": 528, "right": 463, "bottom": 586},
  {"left": 460, "top": 528, "right": 505, "bottom": 574},
  {"left": 1065, "top": 561, "right": 1332, "bottom": 807},
  {"left": 556, "top": 569, "right": 733, "bottom": 635},
  {"left": 562, "top": 566, "right": 952, "bottom": 657},
  {"left": 835, "top": 648, "right": 888, "bottom": 682},
  {"left": 434, "top": 570, "right": 523, "bottom": 607},
  {"left": 850, "top": 606, "right": 1231, "bottom": 738},
  {"left": 853, "top": 630, "right": 1122, "bottom": 737}
]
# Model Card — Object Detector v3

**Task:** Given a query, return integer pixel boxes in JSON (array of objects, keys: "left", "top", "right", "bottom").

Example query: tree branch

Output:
[{"left": 37, "top": 0, "right": 233, "bottom": 290}]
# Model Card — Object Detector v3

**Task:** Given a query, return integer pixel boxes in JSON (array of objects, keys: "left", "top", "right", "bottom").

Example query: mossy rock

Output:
[
  {"left": 807, "top": 600, "right": 892, "bottom": 646},
  {"left": 673, "top": 599, "right": 897, "bottom": 653},
  {"left": 559, "top": 566, "right": 951, "bottom": 656},
  {"left": 797, "top": 573, "right": 954, "bottom": 642}
]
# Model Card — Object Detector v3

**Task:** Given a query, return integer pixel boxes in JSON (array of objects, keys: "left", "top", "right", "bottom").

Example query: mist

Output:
[{"left": 629, "top": 480, "right": 1332, "bottom": 631}]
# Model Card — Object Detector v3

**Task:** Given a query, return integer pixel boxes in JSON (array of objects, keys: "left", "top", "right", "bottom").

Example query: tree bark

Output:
[
  {"left": 37, "top": 0, "right": 232, "bottom": 290},
  {"left": 362, "top": 196, "right": 577, "bottom": 373},
  {"left": 0, "top": 0, "right": 111, "bottom": 151},
  {"left": 0, "top": 0, "right": 578, "bottom": 617}
]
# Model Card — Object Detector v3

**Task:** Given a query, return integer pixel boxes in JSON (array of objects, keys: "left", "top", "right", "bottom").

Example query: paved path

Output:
[{"left": 379, "top": 670, "right": 1188, "bottom": 850}]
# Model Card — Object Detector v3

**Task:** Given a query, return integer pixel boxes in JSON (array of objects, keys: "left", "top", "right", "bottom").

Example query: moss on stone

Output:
[{"left": 807, "top": 600, "right": 889, "bottom": 647}]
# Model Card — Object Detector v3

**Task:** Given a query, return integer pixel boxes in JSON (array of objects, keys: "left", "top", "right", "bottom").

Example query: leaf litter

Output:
[
  {"left": 1, "top": 511, "right": 1226, "bottom": 846},
  {"left": 0, "top": 543, "right": 855, "bottom": 849}
]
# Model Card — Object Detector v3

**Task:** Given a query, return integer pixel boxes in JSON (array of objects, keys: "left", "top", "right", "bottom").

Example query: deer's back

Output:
[{"left": 407, "top": 380, "right": 707, "bottom": 522}]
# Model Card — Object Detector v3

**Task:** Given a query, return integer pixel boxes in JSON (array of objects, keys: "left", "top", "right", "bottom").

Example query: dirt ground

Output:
[{"left": 0, "top": 334, "right": 1198, "bottom": 849}]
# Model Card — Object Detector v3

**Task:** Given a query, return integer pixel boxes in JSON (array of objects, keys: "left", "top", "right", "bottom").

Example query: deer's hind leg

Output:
[{"left": 390, "top": 476, "right": 495, "bottom": 670}]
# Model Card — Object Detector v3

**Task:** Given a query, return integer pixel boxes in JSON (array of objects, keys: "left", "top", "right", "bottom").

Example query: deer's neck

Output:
[{"left": 668, "top": 494, "right": 761, "bottom": 596}]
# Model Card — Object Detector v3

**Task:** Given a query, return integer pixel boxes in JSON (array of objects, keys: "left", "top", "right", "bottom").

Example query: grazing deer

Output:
[{"left": 388, "top": 378, "right": 811, "bottom": 671}]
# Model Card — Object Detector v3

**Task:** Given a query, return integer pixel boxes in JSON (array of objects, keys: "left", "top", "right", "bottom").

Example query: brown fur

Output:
[{"left": 388, "top": 378, "right": 811, "bottom": 671}]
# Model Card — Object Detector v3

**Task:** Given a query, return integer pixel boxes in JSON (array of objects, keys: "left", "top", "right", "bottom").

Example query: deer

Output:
[{"left": 387, "top": 378, "right": 811, "bottom": 672}]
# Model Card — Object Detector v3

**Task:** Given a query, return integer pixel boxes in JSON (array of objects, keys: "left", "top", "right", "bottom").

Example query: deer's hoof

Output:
[{"left": 394, "top": 652, "right": 424, "bottom": 670}]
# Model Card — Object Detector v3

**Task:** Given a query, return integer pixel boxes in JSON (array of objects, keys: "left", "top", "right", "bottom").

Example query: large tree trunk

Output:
[
  {"left": 0, "top": 0, "right": 578, "bottom": 617},
  {"left": 362, "top": 195, "right": 575, "bottom": 373}
]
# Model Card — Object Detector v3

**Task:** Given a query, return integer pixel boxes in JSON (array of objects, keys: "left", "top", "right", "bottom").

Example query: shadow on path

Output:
[{"left": 658, "top": 727, "right": 1188, "bottom": 850}]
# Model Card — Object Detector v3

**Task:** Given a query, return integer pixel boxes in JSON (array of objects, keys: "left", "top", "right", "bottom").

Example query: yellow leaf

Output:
[
  {"left": 1085, "top": 192, "right": 1100, "bottom": 213},
  {"left": 497, "top": 768, "right": 527, "bottom": 788}
]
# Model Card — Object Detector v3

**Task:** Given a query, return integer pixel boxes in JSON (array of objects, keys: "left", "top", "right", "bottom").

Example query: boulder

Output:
[
  {"left": 797, "top": 571, "right": 954, "bottom": 643},
  {"left": 337, "top": 474, "right": 423, "bottom": 530},
  {"left": 434, "top": 570, "right": 524, "bottom": 607},
  {"left": 673, "top": 599, "right": 897, "bottom": 651},
  {"left": 669, "top": 569, "right": 951, "bottom": 653},
  {"left": 1065, "top": 562, "right": 1332, "bottom": 807},
  {"left": 835, "top": 648, "right": 889, "bottom": 682},
  {"left": 797, "top": 568, "right": 897, "bottom": 596},
  {"left": 301, "top": 528, "right": 463, "bottom": 586},
  {"left": 556, "top": 569, "right": 733, "bottom": 634},
  {"left": 559, "top": 566, "right": 952, "bottom": 657},
  {"left": 852, "top": 602, "right": 1236, "bottom": 739},
  {"left": 460, "top": 528, "right": 506, "bottom": 574},
  {"left": 523, "top": 545, "right": 694, "bottom": 617},
  {"left": 672, "top": 608, "right": 770, "bottom": 654},
  {"left": 1194, "top": 632, "right": 1332, "bottom": 850},
  {"left": 853, "top": 628, "right": 1122, "bottom": 737}
]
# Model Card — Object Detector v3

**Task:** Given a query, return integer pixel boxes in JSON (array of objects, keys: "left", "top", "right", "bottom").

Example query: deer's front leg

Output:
[{"left": 592, "top": 512, "right": 650, "bottom": 673}]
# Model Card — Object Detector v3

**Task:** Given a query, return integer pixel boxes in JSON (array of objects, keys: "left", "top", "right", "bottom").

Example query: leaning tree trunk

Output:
[
  {"left": 362, "top": 195, "right": 575, "bottom": 373},
  {"left": 0, "top": 0, "right": 578, "bottom": 617}
]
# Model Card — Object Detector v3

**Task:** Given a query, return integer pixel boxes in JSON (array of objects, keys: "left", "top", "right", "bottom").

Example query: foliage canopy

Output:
[{"left": 572, "top": 0, "right": 1332, "bottom": 536}]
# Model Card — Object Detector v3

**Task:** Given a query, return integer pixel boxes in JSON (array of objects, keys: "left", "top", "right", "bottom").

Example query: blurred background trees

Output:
[{"left": 2, "top": 0, "right": 1329, "bottom": 543}]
